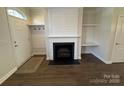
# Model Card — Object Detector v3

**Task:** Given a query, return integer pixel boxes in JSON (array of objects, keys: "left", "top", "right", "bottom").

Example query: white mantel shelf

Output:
[
  {"left": 82, "top": 24, "right": 99, "bottom": 27},
  {"left": 48, "top": 35, "right": 80, "bottom": 38},
  {"left": 82, "top": 42, "right": 98, "bottom": 46}
]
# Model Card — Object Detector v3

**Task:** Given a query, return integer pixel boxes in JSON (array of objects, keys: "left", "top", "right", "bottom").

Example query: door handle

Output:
[{"left": 116, "top": 43, "right": 120, "bottom": 45}]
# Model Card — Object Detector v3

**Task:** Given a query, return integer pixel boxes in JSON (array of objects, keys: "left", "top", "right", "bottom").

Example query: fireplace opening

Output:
[
  {"left": 49, "top": 42, "right": 80, "bottom": 65},
  {"left": 53, "top": 43, "right": 74, "bottom": 62}
]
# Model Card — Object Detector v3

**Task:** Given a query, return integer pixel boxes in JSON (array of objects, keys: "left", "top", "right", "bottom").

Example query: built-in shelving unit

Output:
[
  {"left": 82, "top": 8, "right": 99, "bottom": 47},
  {"left": 48, "top": 35, "right": 80, "bottom": 38},
  {"left": 28, "top": 24, "right": 45, "bottom": 26},
  {"left": 82, "top": 42, "right": 98, "bottom": 46},
  {"left": 82, "top": 24, "right": 99, "bottom": 27}
]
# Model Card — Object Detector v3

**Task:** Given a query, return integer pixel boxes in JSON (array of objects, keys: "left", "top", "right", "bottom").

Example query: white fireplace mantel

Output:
[
  {"left": 45, "top": 8, "right": 83, "bottom": 60},
  {"left": 47, "top": 37, "right": 79, "bottom": 60}
]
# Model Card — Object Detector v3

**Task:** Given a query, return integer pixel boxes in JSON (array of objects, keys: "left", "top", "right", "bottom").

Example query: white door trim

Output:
[{"left": 112, "top": 15, "right": 124, "bottom": 62}]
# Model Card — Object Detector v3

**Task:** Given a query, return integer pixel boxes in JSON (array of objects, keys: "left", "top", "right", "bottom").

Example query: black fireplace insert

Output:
[
  {"left": 53, "top": 42, "right": 74, "bottom": 61},
  {"left": 48, "top": 42, "right": 80, "bottom": 65}
]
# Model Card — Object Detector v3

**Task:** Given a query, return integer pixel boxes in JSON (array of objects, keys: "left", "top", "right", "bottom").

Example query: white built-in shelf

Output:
[
  {"left": 28, "top": 24, "right": 44, "bottom": 26},
  {"left": 28, "top": 25, "right": 45, "bottom": 27},
  {"left": 82, "top": 24, "right": 99, "bottom": 27},
  {"left": 82, "top": 42, "right": 98, "bottom": 46},
  {"left": 28, "top": 25, "right": 45, "bottom": 31},
  {"left": 48, "top": 35, "right": 80, "bottom": 38}
]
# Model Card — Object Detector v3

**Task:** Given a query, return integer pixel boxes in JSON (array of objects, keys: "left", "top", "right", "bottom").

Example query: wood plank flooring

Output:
[{"left": 2, "top": 54, "right": 124, "bottom": 86}]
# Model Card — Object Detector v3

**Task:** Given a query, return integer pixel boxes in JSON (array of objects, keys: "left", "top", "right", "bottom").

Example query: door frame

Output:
[{"left": 111, "top": 15, "right": 124, "bottom": 62}]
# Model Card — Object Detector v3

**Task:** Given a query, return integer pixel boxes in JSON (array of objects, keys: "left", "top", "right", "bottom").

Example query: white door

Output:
[
  {"left": 112, "top": 16, "right": 124, "bottom": 63},
  {"left": 8, "top": 16, "right": 31, "bottom": 67},
  {"left": 0, "top": 8, "right": 16, "bottom": 79}
]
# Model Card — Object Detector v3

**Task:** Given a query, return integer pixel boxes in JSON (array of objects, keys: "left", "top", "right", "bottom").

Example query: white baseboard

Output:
[
  {"left": 17, "top": 56, "right": 32, "bottom": 68},
  {"left": 91, "top": 51, "right": 112, "bottom": 64},
  {"left": 46, "top": 55, "right": 50, "bottom": 60},
  {"left": 0, "top": 67, "right": 17, "bottom": 84},
  {"left": 32, "top": 49, "right": 46, "bottom": 56},
  {"left": 32, "top": 53, "right": 46, "bottom": 56},
  {"left": 78, "top": 56, "right": 81, "bottom": 60}
]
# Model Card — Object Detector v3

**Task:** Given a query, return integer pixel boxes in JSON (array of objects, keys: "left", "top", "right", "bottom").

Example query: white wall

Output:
[
  {"left": 0, "top": 8, "right": 17, "bottom": 84},
  {"left": 90, "top": 8, "right": 114, "bottom": 64},
  {"left": 30, "top": 8, "right": 45, "bottom": 25},
  {"left": 92, "top": 8, "right": 124, "bottom": 63},
  {"left": 31, "top": 26, "right": 46, "bottom": 55},
  {"left": 30, "top": 8, "right": 46, "bottom": 55}
]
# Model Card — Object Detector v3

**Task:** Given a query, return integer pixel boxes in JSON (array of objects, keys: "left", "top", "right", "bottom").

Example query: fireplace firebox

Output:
[
  {"left": 48, "top": 42, "right": 80, "bottom": 65},
  {"left": 53, "top": 42, "right": 74, "bottom": 62}
]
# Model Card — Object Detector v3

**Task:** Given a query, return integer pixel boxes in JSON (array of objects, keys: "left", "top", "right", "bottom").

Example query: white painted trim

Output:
[
  {"left": 46, "top": 57, "right": 49, "bottom": 60},
  {"left": 48, "top": 35, "right": 80, "bottom": 38},
  {"left": 91, "top": 51, "right": 112, "bottom": 64},
  {"left": 78, "top": 56, "right": 81, "bottom": 60},
  {"left": 17, "top": 56, "right": 32, "bottom": 68},
  {"left": 82, "top": 24, "right": 99, "bottom": 26},
  {"left": 32, "top": 52, "right": 46, "bottom": 55},
  {"left": 111, "top": 15, "right": 124, "bottom": 63},
  {"left": 44, "top": 8, "right": 49, "bottom": 62},
  {"left": 111, "top": 15, "right": 120, "bottom": 62},
  {"left": 118, "top": 15, "right": 124, "bottom": 17},
  {"left": 31, "top": 52, "right": 34, "bottom": 57},
  {"left": 0, "top": 67, "right": 17, "bottom": 84}
]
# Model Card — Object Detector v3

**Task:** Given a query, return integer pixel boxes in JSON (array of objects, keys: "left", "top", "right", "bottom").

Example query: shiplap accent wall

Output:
[{"left": 48, "top": 8, "right": 79, "bottom": 36}]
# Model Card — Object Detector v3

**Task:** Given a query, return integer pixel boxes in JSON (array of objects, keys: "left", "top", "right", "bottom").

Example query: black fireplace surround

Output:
[{"left": 53, "top": 42, "right": 74, "bottom": 62}]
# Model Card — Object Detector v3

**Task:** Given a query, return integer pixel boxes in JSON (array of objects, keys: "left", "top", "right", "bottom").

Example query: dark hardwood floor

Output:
[{"left": 2, "top": 54, "right": 124, "bottom": 86}]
